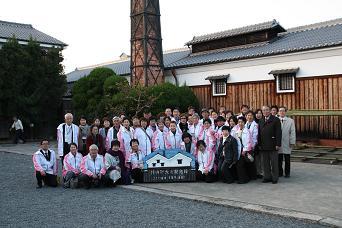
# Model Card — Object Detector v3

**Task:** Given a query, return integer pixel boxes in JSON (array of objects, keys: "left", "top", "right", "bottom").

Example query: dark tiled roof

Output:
[
  {"left": 186, "top": 20, "right": 285, "bottom": 45},
  {"left": 0, "top": 20, "right": 67, "bottom": 47},
  {"left": 205, "top": 74, "right": 230, "bottom": 81},
  {"left": 66, "top": 48, "right": 190, "bottom": 82},
  {"left": 269, "top": 68, "right": 299, "bottom": 75},
  {"left": 170, "top": 18, "right": 342, "bottom": 69}
]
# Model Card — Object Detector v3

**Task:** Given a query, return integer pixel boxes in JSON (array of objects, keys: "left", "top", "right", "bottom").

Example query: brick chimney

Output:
[{"left": 130, "top": 0, "right": 164, "bottom": 86}]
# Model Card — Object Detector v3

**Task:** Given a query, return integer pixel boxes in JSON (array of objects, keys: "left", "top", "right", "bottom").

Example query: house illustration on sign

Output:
[
  {"left": 146, "top": 153, "right": 193, "bottom": 168},
  {"left": 144, "top": 149, "right": 196, "bottom": 169},
  {"left": 143, "top": 149, "right": 197, "bottom": 183}
]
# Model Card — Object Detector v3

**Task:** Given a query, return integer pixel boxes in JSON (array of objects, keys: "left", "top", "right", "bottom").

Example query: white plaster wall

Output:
[{"left": 165, "top": 46, "right": 342, "bottom": 86}]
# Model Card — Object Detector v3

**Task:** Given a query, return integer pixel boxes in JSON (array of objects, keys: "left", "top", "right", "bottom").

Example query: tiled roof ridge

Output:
[
  {"left": 0, "top": 20, "right": 33, "bottom": 29},
  {"left": 284, "top": 17, "right": 342, "bottom": 34},
  {"left": 75, "top": 47, "right": 189, "bottom": 71},
  {"left": 186, "top": 19, "right": 279, "bottom": 45},
  {"left": 189, "top": 41, "right": 269, "bottom": 57}
]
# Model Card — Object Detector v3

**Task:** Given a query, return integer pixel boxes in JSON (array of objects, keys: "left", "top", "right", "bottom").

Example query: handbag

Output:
[{"left": 244, "top": 152, "right": 254, "bottom": 163}]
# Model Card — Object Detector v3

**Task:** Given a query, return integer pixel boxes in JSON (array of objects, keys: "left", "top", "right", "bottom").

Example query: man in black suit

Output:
[
  {"left": 217, "top": 126, "right": 239, "bottom": 184},
  {"left": 258, "top": 105, "right": 282, "bottom": 184}
]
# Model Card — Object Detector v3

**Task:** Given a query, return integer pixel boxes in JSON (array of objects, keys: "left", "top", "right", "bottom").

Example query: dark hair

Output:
[
  {"left": 70, "top": 143, "right": 78, "bottom": 149},
  {"left": 255, "top": 109, "right": 262, "bottom": 114},
  {"left": 102, "top": 117, "right": 110, "bottom": 123},
  {"left": 271, "top": 105, "right": 279, "bottom": 112},
  {"left": 187, "top": 106, "right": 195, "bottom": 111},
  {"left": 149, "top": 116, "right": 157, "bottom": 121},
  {"left": 111, "top": 140, "right": 120, "bottom": 148},
  {"left": 80, "top": 116, "right": 87, "bottom": 121},
  {"left": 90, "top": 124, "right": 98, "bottom": 132},
  {"left": 182, "top": 132, "right": 192, "bottom": 141},
  {"left": 170, "top": 120, "right": 177, "bottom": 125},
  {"left": 196, "top": 140, "right": 206, "bottom": 148},
  {"left": 221, "top": 125, "right": 231, "bottom": 132},
  {"left": 240, "top": 104, "right": 249, "bottom": 110},
  {"left": 132, "top": 116, "right": 140, "bottom": 120},
  {"left": 238, "top": 116, "right": 247, "bottom": 123},
  {"left": 246, "top": 110, "right": 255, "bottom": 119},
  {"left": 180, "top": 113, "right": 188, "bottom": 120},
  {"left": 130, "top": 139, "right": 139, "bottom": 146},
  {"left": 216, "top": 116, "right": 226, "bottom": 122},
  {"left": 226, "top": 111, "right": 234, "bottom": 116},
  {"left": 143, "top": 110, "right": 151, "bottom": 114},
  {"left": 140, "top": 117, "right": 148, "bottom": 123},
  {"left": 228, "top": 116, "right": 238, "bottom": 125},
  {"left": 203, "top": 118, "right": 212, "bottom": 125},
  {"left": 164, "top": 116, "right": 172, "bottom": 122},
  {"left": 173, "top": 107, "right": 180, "bottom": 111},
  {"left": 40, "top": 139, "right": 49, "bottom": 145},
  {"left": 122, "top": 117, "right": 131, "bottom": 124}
]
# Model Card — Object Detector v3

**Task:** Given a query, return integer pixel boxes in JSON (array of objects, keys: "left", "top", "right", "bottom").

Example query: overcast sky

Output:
[{"left": 1, "top": 0, "right": 342, "bottom": 73}]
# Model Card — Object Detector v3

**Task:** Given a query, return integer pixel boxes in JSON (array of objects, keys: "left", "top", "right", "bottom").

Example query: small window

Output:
[
  {"left": 152, "top": 163, "right": 156, "bottom": 167},
  {"left": 276, "top": 74, "right": 295, "bottom": 93},
  {"left": 156, "top": 159, "right": 160, "bottom": 163},
  {"left": 160, "top": 163, "right": 164, "bottom": 167},
  {"left": 177, "top": 159, "right": 182, "bottom": 164},
  {"left": 212, "top": 79, "right": 226, "bottom": 96}
]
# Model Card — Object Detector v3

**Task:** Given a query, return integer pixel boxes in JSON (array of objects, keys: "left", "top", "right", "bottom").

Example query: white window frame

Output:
[
  {"left": 275, "top": 74, "right": 295, "bottom": 93},
  {"left": 212, "top": 79, "right": 227, "bottom": 96}
]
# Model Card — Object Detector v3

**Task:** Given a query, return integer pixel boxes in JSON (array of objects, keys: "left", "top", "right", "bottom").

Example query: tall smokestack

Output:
[{"left": 130, "top": 0, "right": 164, "bottom": 86}]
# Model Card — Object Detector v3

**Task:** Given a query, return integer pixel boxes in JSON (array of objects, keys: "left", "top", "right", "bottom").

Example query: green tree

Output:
[
  {"left": 148, "top": 82, "right": 199, "bottom": 114},
  {"left": 71, "top": 68, "right": 199, "bottom": 119},
  {"left": 72, "top": 67, "right": 118, "bottom": 119},
  {"left": 0, "top": 37, "right": 66, "bottom": 137}
]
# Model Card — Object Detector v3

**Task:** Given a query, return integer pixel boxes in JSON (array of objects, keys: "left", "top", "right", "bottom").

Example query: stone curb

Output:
[{"left": 120, "top": 185, "right": 342, "bottom": 228}]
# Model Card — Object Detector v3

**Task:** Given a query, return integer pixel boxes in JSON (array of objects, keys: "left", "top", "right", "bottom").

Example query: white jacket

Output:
[
  {"left": 152, "top": 129, "right": 166, "bottom": 151},
  {"left": 117, "top": 126, "right": 134, "bottom": 159},
  {"left": 80, "top": 154, "right": 106, "bottom": 176},
  {"left": 197, "top": 148, "right": 215, "bottom": 174},
  {"left": 105, "top": 126, "right": 121, "bottom": 151},
  {"left": 133, "top": 127, "right": 152, "bottom": 157},
  {"left": 188, "top": 122, "right": 202, "bottom": 140},
  {"left": 33, "top": 149, "right": 57, "bottom": 175},
  {"left": 164, "top": 130, "right": 183, "bottom": 149},
  {"left": 62, "top": 151, "right": 83, "bottom": 177},
  {"left": 246, "top": 121, "right": 259, "bottom": 149},
  {"left": 57, "top": 123, "right": 79, "bottom": 156}
]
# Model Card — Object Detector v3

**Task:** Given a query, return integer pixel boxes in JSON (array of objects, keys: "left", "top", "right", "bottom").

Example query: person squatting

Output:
[{"left": 33, "top": 105, "right": 296, "bottom": 188}]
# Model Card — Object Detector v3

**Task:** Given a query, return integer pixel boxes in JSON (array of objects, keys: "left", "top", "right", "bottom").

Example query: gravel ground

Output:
[{"left": 0, "top": 152, "right": 325, "bottom": 228}]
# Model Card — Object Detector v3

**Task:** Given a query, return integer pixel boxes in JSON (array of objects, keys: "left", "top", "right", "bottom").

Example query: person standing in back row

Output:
[
  {"left": 57, "top": 113, "right": 79, "bottom": 165},
  {"left": 258, "top": 105, "right": 282, "bottom": 184},
  {"left": 278, "top": 106, "right": 296, "bottom": 178}
]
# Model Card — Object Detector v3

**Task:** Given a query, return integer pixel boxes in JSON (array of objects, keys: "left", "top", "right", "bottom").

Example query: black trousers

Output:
[
  {"left": 60, "top": 143, "right": 71, "bottom": 167},
  {"left": 78, "top": 173, "right": 105, "bottom": 188},
  {"left": 220, "top": 161, "right": 237, "bottom": 183},
  {"left": 131, "top": 168, "right": 143, "bottom": 183},
  {"left": 14, "top": 129, "right": 25, "bottom": 144},
  {"left": 236, "top": 157, "right": 249, "bottom": 183},
  {"left": 262, "top": 150, "right": 279, "bottom": 182},
  {"left": 63, "top": 171, "right": 79, "bottom": 188},
  {"left": 278, "top": 154, "right": 291, "bottom": 176},
  {"left": 196, "top": 170, "right": 216, "bottom": 183},
  {"left": 246, "top": 160, "right": 257, "bottom": 180},
  {"left": 36, "top": 172, "right": 57, "bottom": 187}
]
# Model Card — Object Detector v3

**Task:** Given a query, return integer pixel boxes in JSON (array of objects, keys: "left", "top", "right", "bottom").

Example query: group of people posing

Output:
[{"left": 32, "top": 104, "right": 296, "bottom": 189}]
